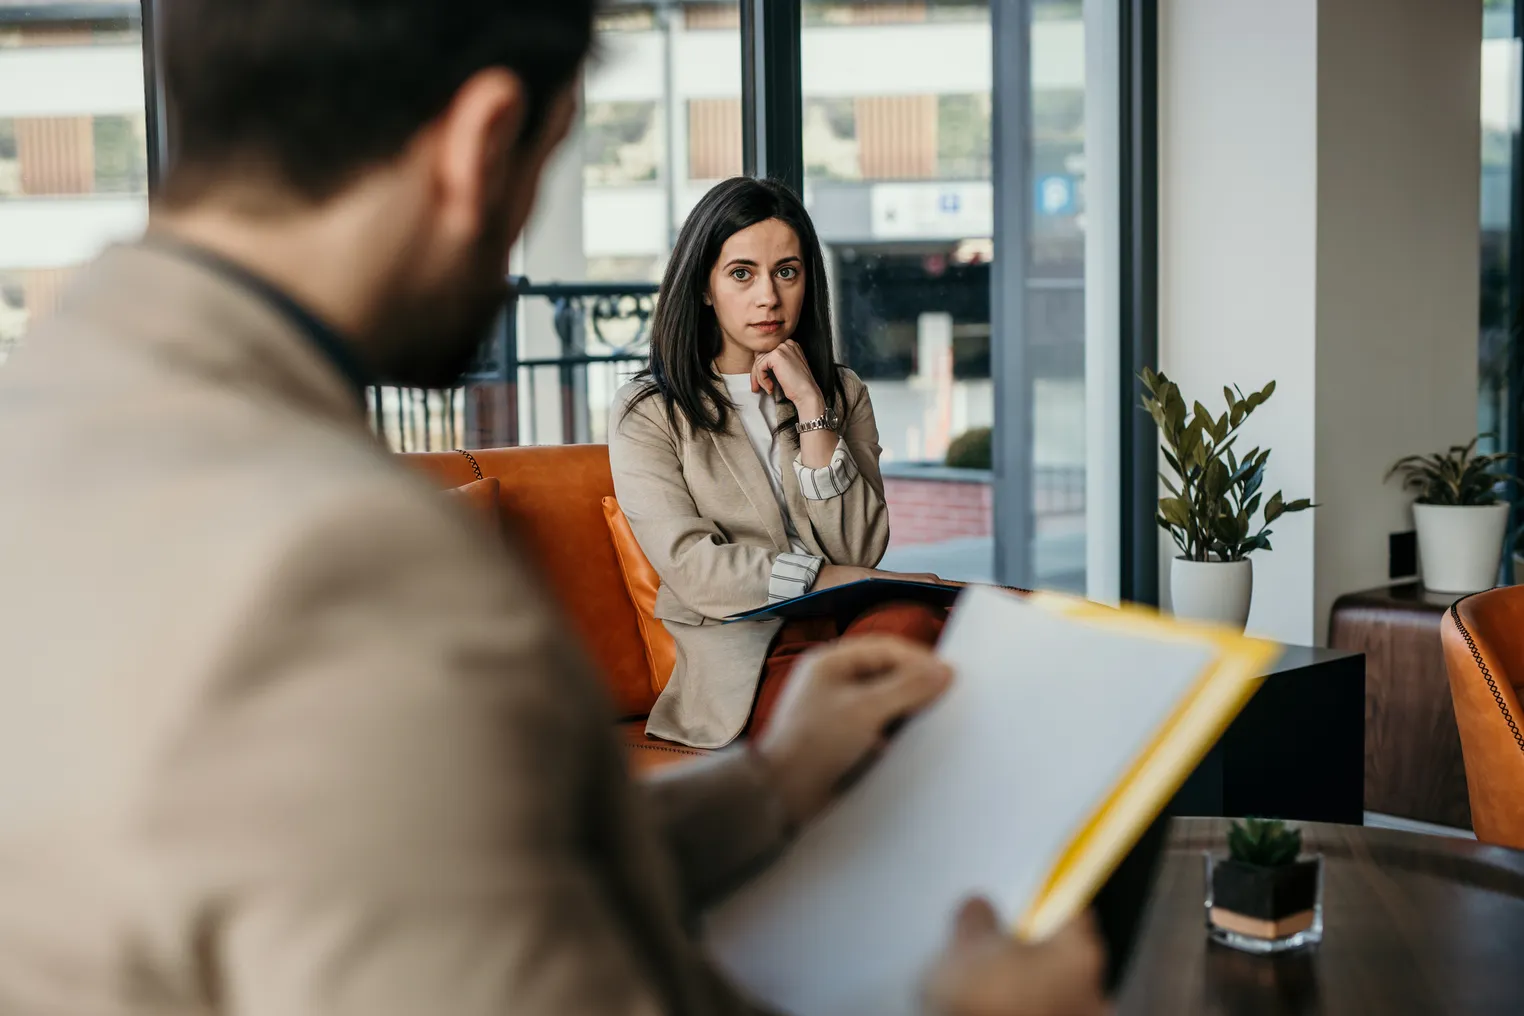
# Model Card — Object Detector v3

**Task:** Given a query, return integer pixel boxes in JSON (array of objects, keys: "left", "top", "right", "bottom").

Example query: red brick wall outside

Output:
[{"left": 883, "top": 476, "right": 992, "bottom": 548}]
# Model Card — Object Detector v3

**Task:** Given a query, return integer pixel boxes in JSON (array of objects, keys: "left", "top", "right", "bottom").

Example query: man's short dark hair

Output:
[{"left": 161, "top": 0, "right": 597, "bottom": 205}]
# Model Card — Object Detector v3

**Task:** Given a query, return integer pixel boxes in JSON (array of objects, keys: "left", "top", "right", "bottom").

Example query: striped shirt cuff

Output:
[
  {"left": 793, "top": 439, "right": 859, "bottom": 501},
  {"left": 768, "top": 552, "right": 824, "bottom": 604}
]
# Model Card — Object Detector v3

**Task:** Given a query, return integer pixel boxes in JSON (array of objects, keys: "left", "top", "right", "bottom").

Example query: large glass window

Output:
[
  {"left": 802, "top": 0, "right": 1112, "bottom": 594},
  {"left": 802, "top": 0, "right": 997, "bottom": 584},
  {"left": 394, "top": 1, "right": 745, "bottom": 452},
  {"left": 0, "top": 7, "right": 149, "bottom": 365},
  {"left": 1481, "top": 0, "right": 1517, "bottom": 451},
  {"left": 379, "top": 0, "right": 1122, "bottom": 598}
]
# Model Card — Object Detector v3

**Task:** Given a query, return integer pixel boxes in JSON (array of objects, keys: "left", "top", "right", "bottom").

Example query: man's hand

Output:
[
  {"left": 754, "top": 636, "right": 952, "bottom": 828},
  {"left": 925, "top": 900, "right": 1111, "bottom": 1016}
]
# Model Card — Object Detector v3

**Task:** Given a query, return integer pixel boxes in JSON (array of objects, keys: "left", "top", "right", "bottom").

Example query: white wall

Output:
[
  {"left": 1159, "top": 0, "right": 1320, "bottom": 642},
  {"left": 1160, "top": 0, "right": 1479, "bottom": 645},
  {"left": 1313, "top": 0, "right": 1480, "bottom": 639}
]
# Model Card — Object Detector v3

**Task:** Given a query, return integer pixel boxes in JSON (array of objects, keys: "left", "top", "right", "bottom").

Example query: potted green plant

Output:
[
  {"left": 1140, "top": 369, "right": 1314, "bottom": 630},
  {"left": 1386, "top": 436, "right": 1516, "bottom": 594},
  {"left": 1206, "top": 818, "right": 1323, "bottom": 954}
]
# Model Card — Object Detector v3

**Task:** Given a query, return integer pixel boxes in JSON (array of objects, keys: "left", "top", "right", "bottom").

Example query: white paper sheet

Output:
[{"left": 703, "top": 586, "right": 1218, "bottom": 1016}]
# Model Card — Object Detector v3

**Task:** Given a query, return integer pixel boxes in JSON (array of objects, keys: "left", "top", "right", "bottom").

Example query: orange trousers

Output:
[{"left": 746, "top": 600, "right": 948, "bottom": 737}]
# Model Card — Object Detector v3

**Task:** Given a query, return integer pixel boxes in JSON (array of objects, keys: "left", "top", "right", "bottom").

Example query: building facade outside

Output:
[
  {"left": 4, "top": 0, "right": 1514, "bottom": 594},
  {"left": 0, "top": 3, "right": 149, "bottom": 365}
]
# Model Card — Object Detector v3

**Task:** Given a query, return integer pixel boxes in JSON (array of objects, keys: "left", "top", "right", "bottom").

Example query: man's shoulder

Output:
[{"left": 235, "top": 423, "right": 521, "bottom": 601}]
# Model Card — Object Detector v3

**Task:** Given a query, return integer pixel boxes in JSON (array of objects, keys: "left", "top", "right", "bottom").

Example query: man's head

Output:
[{"left": 158, "top": 1, "right": 596, "bottom": 388}]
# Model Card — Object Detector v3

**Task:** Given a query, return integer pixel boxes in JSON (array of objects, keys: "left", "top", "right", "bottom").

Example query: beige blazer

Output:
[
  {"left": 0, "top": 242, "right": 789, "bottom": 1016},
  {"left": 609, "top": 371, "right": 891, "bottom": 748}
]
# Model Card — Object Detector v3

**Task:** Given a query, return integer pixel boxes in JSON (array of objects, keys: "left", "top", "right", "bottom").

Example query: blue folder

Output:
[{"left": 723, "top": 577, "right": 964, "bottom": 624}]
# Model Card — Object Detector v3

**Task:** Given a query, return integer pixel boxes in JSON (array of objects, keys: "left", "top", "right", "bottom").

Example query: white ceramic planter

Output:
[
  {"left": 1414, "top": 502, "right": 1510, "bottom": 594},
  {"left": 1170, "top": 557, "right": 1253, "bottom": 631}
]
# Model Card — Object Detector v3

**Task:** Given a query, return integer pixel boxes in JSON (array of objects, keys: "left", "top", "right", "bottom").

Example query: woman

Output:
[{"left": 610, "top": 177, "right": 946, "bottom": 749}]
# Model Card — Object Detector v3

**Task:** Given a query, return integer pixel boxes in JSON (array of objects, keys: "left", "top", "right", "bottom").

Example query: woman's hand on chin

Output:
[{"left": 751, "top": 340, "right": 826, "bottom": 418}]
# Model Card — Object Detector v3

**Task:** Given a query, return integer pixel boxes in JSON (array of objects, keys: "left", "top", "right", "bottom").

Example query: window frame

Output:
[
  {"left": 133, "top": 0, "right": 1161, "bottom": 599},
  {"left": 1119, "top": 0, "right": 1159, "bottom": 605}
]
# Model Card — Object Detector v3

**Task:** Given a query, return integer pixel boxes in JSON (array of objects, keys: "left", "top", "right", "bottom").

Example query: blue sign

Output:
[
  {"left": 938, "top": 190, "right": 962, "bottom": 214},
  {"left": 1035, "top": 174, "right": 1076, "bottom": 216}
]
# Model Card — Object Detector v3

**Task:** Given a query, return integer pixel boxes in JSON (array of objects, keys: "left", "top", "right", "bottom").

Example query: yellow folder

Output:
[
  {"left": 1014, "top": 590, "right": 1280, "bottom": 941},
  {"left": 705, "top": 585, "right": 1281, "bottom": 1016}
]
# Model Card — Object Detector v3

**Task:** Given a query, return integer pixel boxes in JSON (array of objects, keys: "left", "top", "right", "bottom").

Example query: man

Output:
[{"left": 0, "top": 3, "right": 1109, "bottom": 1014}]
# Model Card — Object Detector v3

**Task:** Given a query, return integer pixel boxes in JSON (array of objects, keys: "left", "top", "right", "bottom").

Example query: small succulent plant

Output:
[{"left": 1227, "top": 818, "right": 1303, "bottom": 868}]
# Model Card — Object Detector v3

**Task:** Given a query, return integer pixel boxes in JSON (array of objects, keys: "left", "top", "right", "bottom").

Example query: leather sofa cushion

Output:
[
  {"left": 617, "top": 720, "right": 710, "bottom": 773},
  {"left": 602, "top": 496, "right": 677, "bottom": 696},
  {"left": 402, "top": 447, "right": 656, "bottom": 719},
  {"left": 447, "top": 477, "right": 502, "bottom": 533}
]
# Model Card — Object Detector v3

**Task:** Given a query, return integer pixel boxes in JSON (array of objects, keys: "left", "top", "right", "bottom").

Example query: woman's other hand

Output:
[{"left": 815, "top": 566, "right": 948, "bottom": 590}]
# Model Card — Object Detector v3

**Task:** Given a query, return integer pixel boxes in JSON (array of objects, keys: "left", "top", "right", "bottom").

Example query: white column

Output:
[
  {"left": 1159, "top": 0, "right": 1480, "bottom": 644},
  {"left": 914, "top": 311, "right": 955, "bottom": 462},
  {"left": 1083, "top": 0, "right": 1122, "bottom": 605},
  {"left": 516, "top": 119, "right": 588, "bottom": 444}
]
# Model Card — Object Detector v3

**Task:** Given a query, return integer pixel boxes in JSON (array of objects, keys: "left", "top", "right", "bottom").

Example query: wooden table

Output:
[
  {"left": 1328, "top": 583, "right": 1469, "bottom": 829},
  {"left": 1118, "top": 819, "right": 1524, "bottom": 1014}
]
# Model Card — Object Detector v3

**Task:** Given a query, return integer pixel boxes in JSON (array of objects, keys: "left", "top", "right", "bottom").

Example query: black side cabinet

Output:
[{"left": 1170, "top": 646, "right": 1365, "bottom": 826}]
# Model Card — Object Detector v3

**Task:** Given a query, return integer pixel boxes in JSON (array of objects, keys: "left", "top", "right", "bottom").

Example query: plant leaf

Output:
[
  {"left": 1204, "top": 457, "right": 1230, "bottom": 500},
  {"left": 1243, "top": 465, "right": 1264, "bottom": 503},
  {"left": 1158, "top": 497, "right": 1192, "bottom": 530},
  {"left": 1265, "top": 491, "right": 1285, "bottom": 523}
]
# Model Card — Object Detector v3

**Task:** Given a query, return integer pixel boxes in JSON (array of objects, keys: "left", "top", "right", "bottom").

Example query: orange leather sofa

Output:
[
  {"left": 404, "top": 446, "right": 707, "bottom": 773},
  {"left": 1441, "top": 587, "right": 1524, "bottom": 849}
]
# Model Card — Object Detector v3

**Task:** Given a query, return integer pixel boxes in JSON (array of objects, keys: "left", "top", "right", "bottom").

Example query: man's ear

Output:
[{"left": 430, "top": 67, "right": 527, "bottom": 239}]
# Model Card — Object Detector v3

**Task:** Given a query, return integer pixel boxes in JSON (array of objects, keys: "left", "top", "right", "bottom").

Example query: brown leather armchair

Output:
[
  {"left": 1441, "top": 588, "right": 1524, "bottom": 848},
  {"left": 403, "top": 446, "right": 708, "bottom": 774}
]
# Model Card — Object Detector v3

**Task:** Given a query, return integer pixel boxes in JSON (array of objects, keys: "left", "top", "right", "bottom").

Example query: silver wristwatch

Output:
[{"left": 797, "top": 409, "right": 840, "bottom": 434}]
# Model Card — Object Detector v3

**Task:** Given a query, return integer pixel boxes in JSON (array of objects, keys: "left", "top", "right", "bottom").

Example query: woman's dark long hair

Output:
[{"left": 626, "top": 176, "right": 845, "bottom": 436}]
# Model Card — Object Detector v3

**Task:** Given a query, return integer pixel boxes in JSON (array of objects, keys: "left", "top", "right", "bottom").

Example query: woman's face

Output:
[{"left": 705, "top": 217, "right": 806, "bottom": 364}]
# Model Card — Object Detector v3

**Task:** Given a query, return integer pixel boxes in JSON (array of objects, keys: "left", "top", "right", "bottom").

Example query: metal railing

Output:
[
  {"left": 369, "top": 277, "right": 659, "bottom": 452},
  {"left": 367, "top": 275, "right": 1085, "bottom": 540}
]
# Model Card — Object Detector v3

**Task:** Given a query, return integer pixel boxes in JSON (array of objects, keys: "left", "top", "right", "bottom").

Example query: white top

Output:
[{"left": 722, "top": 373, "right": 810, "bottom": 556}]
